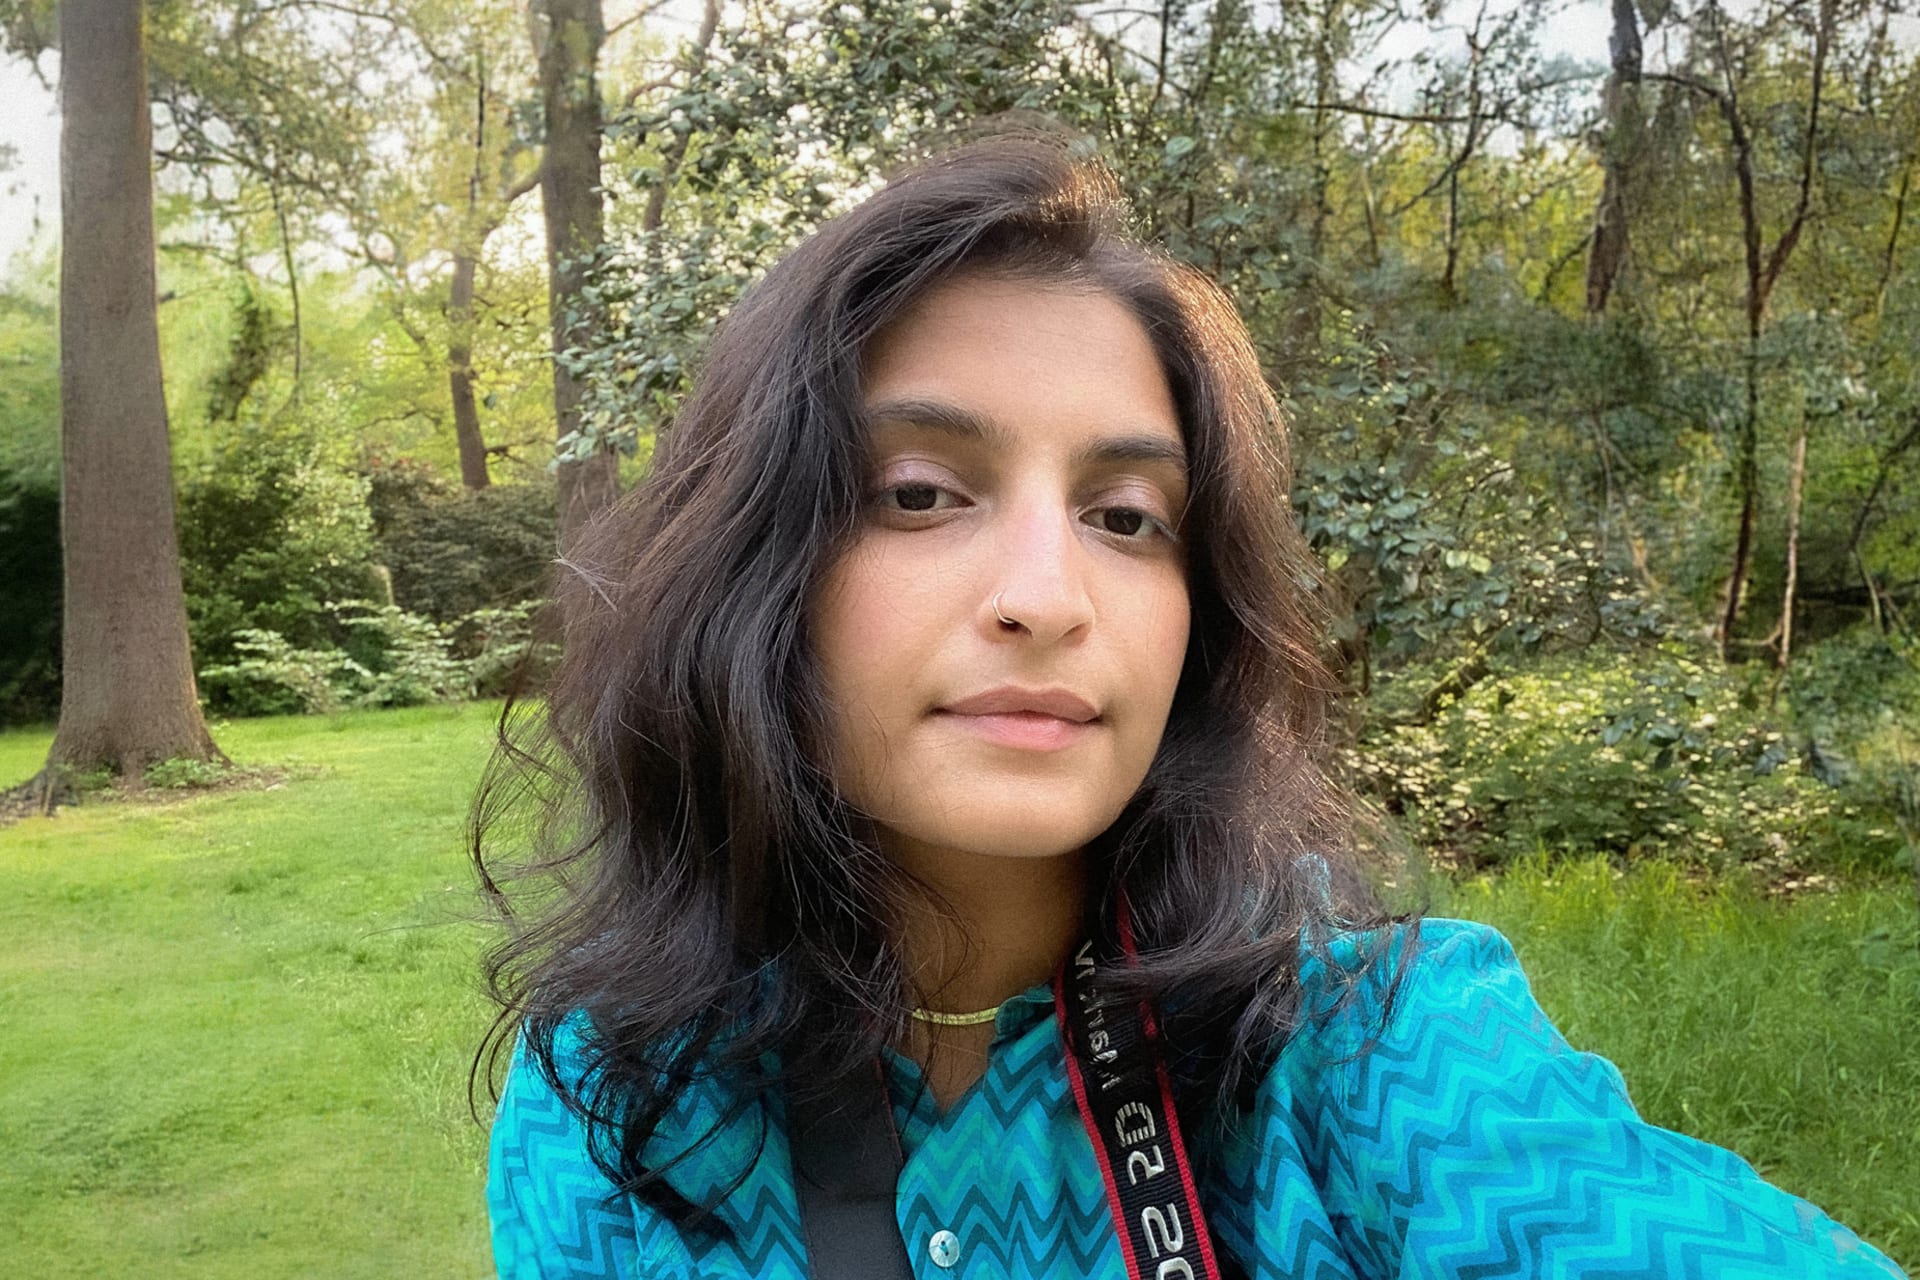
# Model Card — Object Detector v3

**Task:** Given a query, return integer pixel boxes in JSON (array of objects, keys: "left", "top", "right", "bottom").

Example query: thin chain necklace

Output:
[{"left": 908, "top": 1003, "right": 1001, "bottom": 1026}]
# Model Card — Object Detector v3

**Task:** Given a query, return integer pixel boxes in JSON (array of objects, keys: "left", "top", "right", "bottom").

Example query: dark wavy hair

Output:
[{"left": 470, "top": 129, "right": 1413, "bottom": 1230}]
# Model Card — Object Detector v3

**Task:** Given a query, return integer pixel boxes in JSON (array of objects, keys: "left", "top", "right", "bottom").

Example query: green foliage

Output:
[
  {"left": 197, "top": 627, "right": 372, "bottom": 717},
  {"left": 0, "top": 467, "right": 60, "bottom": 725},
  {"left": 336, "top": 603, "right": 470, "bottom": 709},
  {"left": 203, "top": 283, "right": 278, "bottom": 424},
  {"left": 0, "top": 279, "right": 58, "bottom": 486},
  {"left": 1299, "top": 438, "right": 1666, "bottom": 661},
  {"left": 142, "top": 755, "right": 242, "bottom": 790},
  {"left": 363, "top": 455, "right": 557, "bottom": 621},
  {"left": 575, "top": 0, "right": 1091, "bottom": 459},
  {"left": 0, "top": 278, "right": 61, "bottom": 726},
  {"left": 1784, "top": 629, "right": 1920, "bottom": 873},
  {"left": 454, "top": 601, "right": 555, "bottom": 699},
  {"left": 1351, "top": 644, "right": 1884, "bottom": 871},
  {"left": 197, "top": 599, "right": 555, "bottom": 717},
  {"left": 176, "top": 418, "right": 381, "bottom": 667}
]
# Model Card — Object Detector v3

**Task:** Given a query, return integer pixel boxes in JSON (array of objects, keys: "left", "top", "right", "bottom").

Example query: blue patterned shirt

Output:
[{"left": 487, "top": 918, "right": 1908, "bottom": 1279}]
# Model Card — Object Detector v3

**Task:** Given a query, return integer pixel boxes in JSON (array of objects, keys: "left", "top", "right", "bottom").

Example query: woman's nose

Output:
[{"left": 986, "top": 492, "right": 1094, "bottom": 642}]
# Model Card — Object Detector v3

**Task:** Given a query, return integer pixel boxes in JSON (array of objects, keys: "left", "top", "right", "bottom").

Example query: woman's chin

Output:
[{"left": 885, "top": 812, "right": 1108, "bottom": 866}]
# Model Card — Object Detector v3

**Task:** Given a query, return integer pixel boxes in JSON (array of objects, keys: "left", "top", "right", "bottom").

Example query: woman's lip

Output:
[{"left": 935, "top": 709, "right": 1097, "bottom": 751}]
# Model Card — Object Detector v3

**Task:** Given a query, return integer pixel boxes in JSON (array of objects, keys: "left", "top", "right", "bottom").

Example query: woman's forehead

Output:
[{"left": 858, "top": 275, "right": 1184, "bottom": 454}]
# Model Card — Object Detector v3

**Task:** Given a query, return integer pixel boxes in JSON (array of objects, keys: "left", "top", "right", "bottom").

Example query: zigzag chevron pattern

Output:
[{"left": 488, "top": 920, "right": 1910, "bottom": 1279}]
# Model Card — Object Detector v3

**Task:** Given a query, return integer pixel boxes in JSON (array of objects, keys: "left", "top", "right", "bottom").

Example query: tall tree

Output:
[
  {"left": 532, "top": 0, "right": 618, "bottom": 544},
  {"left": 1585, "top": 0, "right": 1643, "bottom": 314},
  {"left": 1650, "top": 0, "right": 1836, "bottom": 661},
  {"left": 43, "top": 0, "right": 224, "bottom": 791},
  {"left": 448, "top": 39, "right": 543, "bottom": 491}
]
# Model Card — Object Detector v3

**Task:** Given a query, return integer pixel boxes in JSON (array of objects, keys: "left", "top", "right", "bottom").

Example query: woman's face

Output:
[{"left": 811, "top": 272, "right": 1192, "bottom": 873}]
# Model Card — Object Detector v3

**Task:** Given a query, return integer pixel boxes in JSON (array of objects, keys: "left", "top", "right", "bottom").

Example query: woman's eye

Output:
[
  {"left": 1090, "top": 506, "right": 1178, "bottom": 544},
  {"left": 879, "top": 482, "right": 956, "bottom": 513}
]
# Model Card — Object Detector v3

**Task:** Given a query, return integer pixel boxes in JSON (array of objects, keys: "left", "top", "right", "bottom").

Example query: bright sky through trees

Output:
[{"left": 0, "top": 0, "right": 1653, "bottom": 279}]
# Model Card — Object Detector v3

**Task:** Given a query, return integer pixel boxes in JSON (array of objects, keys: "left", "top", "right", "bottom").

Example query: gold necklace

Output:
[{"left": 908, "top": 1004, "right": 1001, "bottom": 1026}]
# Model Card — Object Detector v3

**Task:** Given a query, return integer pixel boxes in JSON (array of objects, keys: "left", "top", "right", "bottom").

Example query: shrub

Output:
[
  {"left": 1784, "top": 629, "right": 1920, "bottom": 875},
  {"left": 178, "top": 420, "right": 382, "bottom": 668},
  {"left": 1347, "top": 643, "right": 1869, "bottom": 871},
  {"left": 144, "top": 756, "right": 241, "bottom": 790},
  {"left": 363, "top": 453, "right": 556, "bottom": 622},
  {"left": 336, "top": 603, "right": 469, "bottom": 708},
  {"left": 0, "top": 469, "right": 61, "bottom": 726},
  {"left": 452, "top": 600, "right": 558, "bottom": 698},
  {"left": 196, "top": 599, "right": 559, "bottom": 716},
  {"left": 198, "top": 627, "right": 373, "bottom": 716}
]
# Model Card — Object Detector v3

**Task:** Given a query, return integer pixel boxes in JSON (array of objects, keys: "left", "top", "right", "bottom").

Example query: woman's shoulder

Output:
[
  {"left": 1288, "top": 915, "right": 1522, "bottom": 1050},
  {"left": 1255, "top": 916, "right": 1909, "bottom": 1279}
]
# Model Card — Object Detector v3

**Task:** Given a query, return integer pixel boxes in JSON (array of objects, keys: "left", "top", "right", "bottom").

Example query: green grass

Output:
[
  {"left": 2, "top": 705, "right": 1916, "bottom": 1276},
  {"left": 0, "top": 704, "right": 503, "bottom": 1279}
]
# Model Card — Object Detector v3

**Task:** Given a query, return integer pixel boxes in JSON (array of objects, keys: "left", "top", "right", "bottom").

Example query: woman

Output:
[{"left": 474, "top": 134, "right": 1906, "bottom": 1279}]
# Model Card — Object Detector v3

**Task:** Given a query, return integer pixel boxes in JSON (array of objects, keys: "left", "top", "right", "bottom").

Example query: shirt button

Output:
[{"left": 928, "top": 1229, "right": 960, "bottom": 1269}]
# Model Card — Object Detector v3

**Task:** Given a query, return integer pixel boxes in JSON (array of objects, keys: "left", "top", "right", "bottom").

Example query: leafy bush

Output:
[
  {"left": 197, "top": 599, "right": 557, "bottom": 716},
  {"left": 0, "top": 468, "right": 61, "bottom": 726},
  {"left": 178, "top": 420, "right": 383, "bottom": 667},
  {"left": 452, "top": 601, "right": 557, "bottom": 698},
  {"left": 363, "top": 453, "right": 556, "bottom": 622},
  {"left": 144, "top": 756, "right": 242, "bottom": 790},
  {"left": 336, "top": 604, "right": 469, "bottom": 708},
  {"left": 198, "top": 627, "right": 374, "bottom": 716},
  {"left": 1784, "top": 629, "right": 1920, "bottom": 875},
  {"left": 1348, "top": 643, "right": 1877, "bottom": 871}
]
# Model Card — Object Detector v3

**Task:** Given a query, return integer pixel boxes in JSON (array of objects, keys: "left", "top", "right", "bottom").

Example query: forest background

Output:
[
  {"left": 1, "top": 0, "right": 1919, "bottom": 1270},
  {"left": 4, "top": 0, "right": 1918, "bottom": 881}
]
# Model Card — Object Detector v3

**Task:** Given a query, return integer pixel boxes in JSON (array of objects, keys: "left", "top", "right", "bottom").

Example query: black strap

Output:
[
  {"left": 1056, "top": 902, "right": 1225, "bottom": 1280},
  {"left": 788, "top": 1056, "right": 915, "bottom": 1280}
]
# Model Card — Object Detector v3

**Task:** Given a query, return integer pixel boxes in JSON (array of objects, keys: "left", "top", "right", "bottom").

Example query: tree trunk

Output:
[
  {"left": 1584, "top": 0, "right": 1641, "bottom": 313},
  {"left": 1306, "top": 0, "right": 1337, "bottom": 261},
  {"left": 1720, "top": 332, "right": 1761, "bottom": 661},
  {"left": 448, "top": 246, "right": 491, "bottom": 490},
  {"left": 534, "top": 0, "right": 617, "bottom": 546},
  {"left": 1712, "top": 0, "right": 1833, "bottom": 661},
  {"left": 1774, "top": 413, "right": 1809, "bottom": 685},
  {"left": 47, "top": 0, "right": 224, "bottom": 785},
  {"left": 449, "top": 52, "right": 495, "bottom": 492}
]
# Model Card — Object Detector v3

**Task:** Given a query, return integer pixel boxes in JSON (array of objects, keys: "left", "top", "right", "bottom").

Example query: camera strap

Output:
[{"left": 1054, "top": 898, "right": 1225, "bottom": 1280}]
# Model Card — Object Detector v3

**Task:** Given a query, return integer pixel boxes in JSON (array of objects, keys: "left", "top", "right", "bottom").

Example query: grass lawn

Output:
[
  {"left": 2, "top": 703, "right": 1916, "bottom": 1276},
  {"left": 0, "top": 704, "right": 502, "bottom": 1279}
]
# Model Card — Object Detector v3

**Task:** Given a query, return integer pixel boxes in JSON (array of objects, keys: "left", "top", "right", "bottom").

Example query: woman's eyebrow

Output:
[{"left": 863, "top": 395, "right": 1190, "bottom": 474}]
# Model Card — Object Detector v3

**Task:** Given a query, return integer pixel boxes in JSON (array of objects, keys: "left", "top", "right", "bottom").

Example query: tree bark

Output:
[
  {"left": 448, "top": 245, "right": 491, "bottom": 490},
  {"left": 1773, "top": 414, "right": 1809, "bottom": 686},
  {"left": 47, "top": 0, "right": 224, "bottom": 784},
  {"left": 534, "top": 0, "right": 617, "bottom": 546},
  {"left": 450, "top": 48, "right": 494, "bottom": 492},
  {"left": 1584, "top": 0, "right": 1641, "bottom": 313},
  {"left": 1707, "top": 0, "right": 1833, "bottom": 661}
]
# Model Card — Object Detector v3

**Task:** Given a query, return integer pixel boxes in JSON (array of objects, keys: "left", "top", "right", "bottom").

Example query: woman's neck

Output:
[{"left": 887, "top": 839, "right": 1090, "bottom": 1016}]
